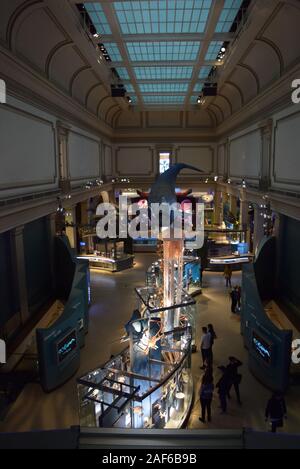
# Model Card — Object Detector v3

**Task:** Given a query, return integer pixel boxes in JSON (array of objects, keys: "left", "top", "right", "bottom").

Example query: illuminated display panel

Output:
[
  {"left": 252, "top": 331, "right": 272, "bottom": 364},
  {"left": 57, "top": 330, "right": 77, "bottom": 363}
]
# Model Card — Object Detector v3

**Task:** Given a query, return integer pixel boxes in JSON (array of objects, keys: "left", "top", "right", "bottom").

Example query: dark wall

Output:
[
  {"left": 23, "top": 217, "right": 53, "bottom": 316},
  {"left": 278, "top": 215, "right": 300, "bottom": 322},
  {"left": 0, "top": 231, "right": 20, "bottom": 332}
]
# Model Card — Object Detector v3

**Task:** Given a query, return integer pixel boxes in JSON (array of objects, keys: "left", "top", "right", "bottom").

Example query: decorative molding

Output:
[
  {"left": 237, "top": 62, "right": 260, "bottom": 95},
  {"left": 174, "top": 145, "right": 214, "bottom": 175},
  {"left": 0, "top": 102, "right": 58, "bottom": 190},
  {"left": 272, "top": 110, "right": 300, "bottom": 186},
  {"left": 145, "top": 111, "right": 184, "bottom": 129},
  {"left": 228, "top": 128, "right": 262, "bottom": 181},
  {"left": 103, "top": 143, "right": 113, "bottom": 178},
  {"left": 68, "top": 129, "right": 101, "bottom": 181},
  {"left": 115, "top": 146, "right": 155, "bottom": 177}
]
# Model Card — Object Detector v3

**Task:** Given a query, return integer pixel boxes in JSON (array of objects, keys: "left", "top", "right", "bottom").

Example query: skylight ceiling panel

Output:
[
  {"left": 126, "top": 41, "right": 201, "bottom": 62},
  {"left": 205, "top": 41, "right": 223, "bottom": 61},
  {"left": 125, "top": 83, "right": 135, "bottom": 92},
  {"left": 143, "top": 95, "right": 185, "bottom": 104},
  {"left": 113, "top": 1, "right": 212, "bottom": 34},
  {"left": 134, "top": 66, "right": 193, "bottom": 80},
  {"left": 84, "top": 2, "right": 112, "bottom": 34},
  {"left": 215, "top": 0, "right": 243, "bottom": 33},
  {"left": 194, "top": 83, "right": 204, "bottom": 92},
  {"left": 104, "top": 43, "right": 123, "bottom": 62},
  {"left": 199, "top": 66, "right": 212, "bottom": 79},
  {"left": 139, "top": 83, "right": 189, "bottom": 93},
  {"left": 115, "top": 67, "right": 130, "bottom": 80}
]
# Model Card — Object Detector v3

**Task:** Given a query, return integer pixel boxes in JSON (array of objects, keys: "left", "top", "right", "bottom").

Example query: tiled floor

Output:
[{"left": 0, "top": 254, "right": 299, "bottom": 434}]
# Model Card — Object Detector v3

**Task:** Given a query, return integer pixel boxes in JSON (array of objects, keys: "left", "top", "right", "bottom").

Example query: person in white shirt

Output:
[{"left": 200, "top": 326, "right": 212, "bottom": 369}]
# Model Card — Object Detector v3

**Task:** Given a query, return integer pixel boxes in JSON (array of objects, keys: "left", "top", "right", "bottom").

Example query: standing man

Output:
[
  {"left": 226, "top": 356, "right": 243, "bottom": 405},
  {"left": 200, "top": 326, "right": 212, "bottom": 370},
  {"left": 224, "top": 264, "right": 233, "bottom": 288},
  {"left": 230, "top": 287, "right": 238, "bottom": 314},
  {"left": 265, "top": 393, "right": 287, "bottom": 433},
  {"left": 216, "top": 366, "right": 230, "bottom": 414}
]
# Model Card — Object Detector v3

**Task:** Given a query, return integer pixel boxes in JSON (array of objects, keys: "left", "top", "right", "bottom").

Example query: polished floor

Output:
[{"left": 0, "top": 254, "right": 299, "bottom": 433}]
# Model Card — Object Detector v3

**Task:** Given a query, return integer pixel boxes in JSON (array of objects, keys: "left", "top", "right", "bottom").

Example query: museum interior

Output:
[{"left": 0, "top": 0, "right": 300, "bottom": 450}]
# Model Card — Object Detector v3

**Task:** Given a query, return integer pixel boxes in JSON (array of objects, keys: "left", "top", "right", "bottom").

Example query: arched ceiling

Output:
[{"left": 0, "top": 0, "right": 300, "bottom": 134}]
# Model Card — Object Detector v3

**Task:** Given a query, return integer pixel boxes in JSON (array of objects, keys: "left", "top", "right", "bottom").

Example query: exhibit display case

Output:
[
  {"left": 78, "top": 237, "right": 134, "bottom": 272},
  {"left": 77, "top": 326, "right": 193, "bottom": 429}
]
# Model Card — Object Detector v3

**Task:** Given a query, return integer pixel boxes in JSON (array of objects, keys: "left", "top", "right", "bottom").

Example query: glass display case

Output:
[
  {"left": 77, "top": 237, "right": 134, "bottom": 272},
  {"left": 77, "top": 326, "right": 193, "bottom": 429}
]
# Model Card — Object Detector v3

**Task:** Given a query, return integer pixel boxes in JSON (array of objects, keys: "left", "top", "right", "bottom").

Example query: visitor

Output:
[
  {"left": 230, "top": 287, "right": 238, "bottom": 313},
  {"left": 226, "top": 356, "right": 243, "bottom": 405},
  {"left": 223, "top": 264, "right": 233, "bottom": 288},
  {"left": 216, "top": 366, "right": 230, "bottom": 414},
  {"left": 199, "top": 374, "right": 214, "bottom": 423},
  {"left": 265, "top": 392, "right": 287, "bottom": 433},
  {"left": 200, "top": 327, "right": 211, "bottom": 370},
  {"left": 236, "top": 285, "right": 242, "bottom": 311},
  {"left": 207, "top": 324, "right": 217, "bottom": 364}
]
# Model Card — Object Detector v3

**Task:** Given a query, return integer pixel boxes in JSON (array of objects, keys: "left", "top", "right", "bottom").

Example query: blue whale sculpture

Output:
[{"left": 148, "top": 163, "right": 203, "bottom": 206}]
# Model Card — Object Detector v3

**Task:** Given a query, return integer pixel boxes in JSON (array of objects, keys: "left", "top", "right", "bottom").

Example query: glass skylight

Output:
[
  {"left": 126, "top": 41, "right": 200, "bottom": 62},
  {"left": 134, "top": 66, "right": 193, "bottom": 80},
  {"left": 190, "top": 95, "right": 200, "bottom": 104},
  {"left": 215, "top": 0, "right": 243, "bottom": 33},
  {"left": 205, "top": 41, "right": 223, "bottom": 61},
  {"left": 125, "top": 83, "right": 135, "bottom": 93},
  {"left": 113, "top": 1, "right": 212, "bottom": 34},
  {"left": 199, "top": 66, "right": 212, "bottom": 79},
  {"left": 139, "top": 83, "right": 189, "bottom": 93},
  {"left": 143, "top": 95, "right": 185, "bottom": 104},
  {"left": 84, "top": 2, "right": 111, "bottom": 34},
  {"left": 103, "top": 43, "right": 122, "bottom": 61},
  {"left": 194, "top": 83, "right": 203, "bottom": 92},
  {"left": 115, "top": 67, "right": 130, "bottom": 80}
]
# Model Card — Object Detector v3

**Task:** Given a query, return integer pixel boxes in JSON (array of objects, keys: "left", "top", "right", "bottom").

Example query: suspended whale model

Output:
[{"left": 148, "top": 163, "right": 203, "bottom": 206}]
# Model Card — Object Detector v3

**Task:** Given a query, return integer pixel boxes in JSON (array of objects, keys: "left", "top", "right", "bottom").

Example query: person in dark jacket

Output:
[
  {"left": 265, "top": 393, "right": 287, "bottom": 433},
  {"left": 236, "top": 286, "right": 242, "bottom": 310},
  {"left": 199, "top": 374, "right": 214, "bottom": 423},
  {"left": 216, "top": 366, "right": 230, "bottom": 414},
  {"left": 207, "top": 324, "right": 217, "bottom": 364},
  {"left": 226, "top": 356, "right": 243, "bottom": 405},
  {"left": 229, "top": 287, "right": 238, "bottom": 313}
]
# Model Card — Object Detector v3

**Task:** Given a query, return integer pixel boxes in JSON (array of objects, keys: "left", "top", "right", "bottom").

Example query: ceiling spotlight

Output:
[
  {"left": 221, "top": 47, "right": 226, "bottom": 53},
  {"left": 214, "top": 176, "right": 218, "bottom": 182},
  {"left": 227, "top": 178, "right": 231, "bottom": 184},
  {"left": 242, "top": 178, "right": 247, "bottom": 189}
]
